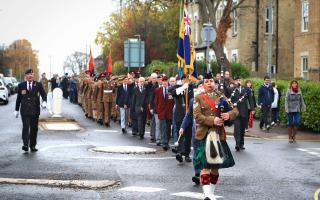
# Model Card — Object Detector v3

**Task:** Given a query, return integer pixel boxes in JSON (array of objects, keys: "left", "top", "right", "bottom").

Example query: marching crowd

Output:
[{"left": 38, "top": 69, "right": 306, "bottom": 200}]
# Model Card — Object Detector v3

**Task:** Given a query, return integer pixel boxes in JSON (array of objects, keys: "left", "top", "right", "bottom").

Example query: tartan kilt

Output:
[{"left": 195, "top": 137, "right": 235, "bottom": 170}]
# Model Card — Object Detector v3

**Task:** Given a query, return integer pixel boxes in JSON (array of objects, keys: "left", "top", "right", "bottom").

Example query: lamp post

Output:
[{"left": 134, "top": 34, "right": 141, "bottom": 72}]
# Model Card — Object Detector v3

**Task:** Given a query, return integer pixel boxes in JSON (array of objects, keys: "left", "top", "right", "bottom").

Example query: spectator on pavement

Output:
[
  {"left": 285, "top": 80, "right": 306, "bottom": 143},
  {"left": 258, "top": 75, "right": 274, "bottom": 131},
  {"left": 271, "top": 81, "right": 281, "bottom": 126}
]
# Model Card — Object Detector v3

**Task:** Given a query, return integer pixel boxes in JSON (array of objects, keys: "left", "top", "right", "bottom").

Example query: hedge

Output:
[{"left": 248, "top": 77, "right": 320, "bottom": 133}]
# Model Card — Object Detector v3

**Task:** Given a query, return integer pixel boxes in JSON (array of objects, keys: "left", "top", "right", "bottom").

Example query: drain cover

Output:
[{"left": 90, "top": 146, "right": 156, "bottom": 154}]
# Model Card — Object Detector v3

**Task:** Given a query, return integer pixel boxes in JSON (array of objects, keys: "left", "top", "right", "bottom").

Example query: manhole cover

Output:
[
  {"left": 90, "top": 146, "right": 157, "bottom": 154},
  {"left": 39, "top": 122, "right": 82, "bottom": 131}
]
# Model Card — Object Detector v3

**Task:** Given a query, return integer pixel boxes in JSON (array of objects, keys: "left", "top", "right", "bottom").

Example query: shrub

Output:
[{"left": 248, "top": 77, "right": 320, "bottom": 133}]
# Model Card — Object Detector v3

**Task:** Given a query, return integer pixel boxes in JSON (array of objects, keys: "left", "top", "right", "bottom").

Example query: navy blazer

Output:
[
  {"left": 116, "top": 84, "right": 130, "bottom": 108},
  {"left": 15, "top": 81, "right": 47, "bottom": 116}
]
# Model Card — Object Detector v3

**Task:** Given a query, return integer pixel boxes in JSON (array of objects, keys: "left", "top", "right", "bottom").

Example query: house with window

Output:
[
  {"left": 294, "top": 0, "right": 320, "bottom": 81},
  {"left": 188, "top": 0, "right": 320, "bottom": 81}
]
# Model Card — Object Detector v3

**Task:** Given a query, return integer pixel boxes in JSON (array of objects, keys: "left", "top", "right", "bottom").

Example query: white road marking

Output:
[
  {"left": 296, "top": 148, "right": 320, "bottom": 158},
  {"left": 307, "top": 152, "right": 320, "bottom": 155},
  {"left": 94, "top": 130, "right": 118, "bottom": 133},
  {"left": 77, "top": 156, "right": 176, "bottom": 161},
  {"left": 119, "top": 186, "right": 165, "bottom": 193},
  {"left": 297, "top": 148, "right": 308, "bottom": 152},
  {"left": 171, "top": 191, "right": 223, "bottom": 199}
]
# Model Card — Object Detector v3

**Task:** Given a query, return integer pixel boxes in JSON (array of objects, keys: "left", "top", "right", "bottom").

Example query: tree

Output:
[
  {"left": 197, "top": 0, "right": 246, "bottom": 73},
  {"left": 2, "top": 39, "right": 39, "bottom": 80},
  {"left": 63, "top": 51, "right": 88, "bottom": 75},
  {"left": 96, "top": 1, "right": 179, "bottom": 66}
]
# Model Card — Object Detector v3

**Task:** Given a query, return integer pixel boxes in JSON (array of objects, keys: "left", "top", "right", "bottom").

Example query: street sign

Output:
[
  {"left": 201, "top": 23, "right": 216, "bottom": 46},
  {"left": 124, "top": 39, "right": 145, "bottom": 69}
]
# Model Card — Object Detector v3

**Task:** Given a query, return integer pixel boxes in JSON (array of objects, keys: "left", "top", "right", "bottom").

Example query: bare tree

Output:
[
  {"left": 197, "top": 0, "right": 246, "bottom": 72},
  {"left": 63, "top": 51, "right": 88, "bottom": 75}
]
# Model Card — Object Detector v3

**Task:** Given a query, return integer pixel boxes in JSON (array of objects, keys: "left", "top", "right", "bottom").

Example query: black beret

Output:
[
  {"left": 234, "top": 76, "right": 241, "bottom": 80},
  {"left": 25, "top": 68, "right": 33, "bottom": 74},
  {"left": 204, "top": 72, "right": 213, "bottom": 79}
]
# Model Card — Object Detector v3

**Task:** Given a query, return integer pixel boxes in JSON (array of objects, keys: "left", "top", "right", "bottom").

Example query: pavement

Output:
[{"left": 225, "top": 120, "right": 320, "bottom": 141}]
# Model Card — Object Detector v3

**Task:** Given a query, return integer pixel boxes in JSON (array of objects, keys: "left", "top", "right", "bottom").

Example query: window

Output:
[
  {"left": 231, "top": 49, "right": 238, "bottom": 63},
  {"left": 301, "top": 56, "right": 308, "bottom": 80},
  {"left": 302, "top": 0, "right": 309, "bottom": 32},
  {"left": 271, "top": 65, "right": 277, "bottom": 74},
  {"left": 232, "top": 9, "right": 238, "bottom": 35},
  {"left": 265, "top": 8, "right": 273, "bottom": 33}
]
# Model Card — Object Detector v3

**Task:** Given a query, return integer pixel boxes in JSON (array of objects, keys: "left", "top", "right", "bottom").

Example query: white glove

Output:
[
  {"left": 14, "top": 111, "right": 19, "bottom": 118},
  {"left": 175, "top": 83, "right": 188, "bottom": 95},
  {"left": 42, "top": 101, "right": 47, "bottom": 109}
]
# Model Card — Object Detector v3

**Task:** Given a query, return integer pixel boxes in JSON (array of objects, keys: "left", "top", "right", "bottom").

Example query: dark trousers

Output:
[
  {"left": 234, "top": 116, "right": 246, "bottom": 147},
  {"left": 131, "top": 118, "right": 138, "bottom": 134},
  {"left": 178, "top": 123, "right": 192, "bottom": 157},
  {"left": 137, "top": 112, "right": 146, "bottom": 136},
  {"left": 21, "top": 115, "right": 39, "bottom": 147},
  {"left": 271, "top": 107, "right": 280, "bottom": 123},
  {"left": 260, "top": 105, "right": 271, "bottom": 128},
  {"left": 160, "top": 119, "right": 172, "bottom": 147}
]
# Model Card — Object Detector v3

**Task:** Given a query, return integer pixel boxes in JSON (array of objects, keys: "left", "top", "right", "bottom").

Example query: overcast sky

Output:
[{"left": 0, "top": 0, "right": 118, "bottom": 77}]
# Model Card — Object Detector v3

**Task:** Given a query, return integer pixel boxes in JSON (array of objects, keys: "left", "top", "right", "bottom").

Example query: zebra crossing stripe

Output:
[
  {"left": 171, "top": 191, "right": 223, "bottom": 199},
  {"left": 119, "top": 186, "right": 165, "bottom": 193}
]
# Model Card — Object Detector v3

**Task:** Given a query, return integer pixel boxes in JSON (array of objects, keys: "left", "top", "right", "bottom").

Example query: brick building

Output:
[{"left": 188, "top": 0, "right": 320, "bottom": 81}]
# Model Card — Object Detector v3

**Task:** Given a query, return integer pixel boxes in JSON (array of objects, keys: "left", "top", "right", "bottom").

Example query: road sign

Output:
[
  {"left": 124, "top": 39, "right": 145, "bottom": 69},
  {"left": 201, "top": 23, "right": 216, "bottom": 46}
]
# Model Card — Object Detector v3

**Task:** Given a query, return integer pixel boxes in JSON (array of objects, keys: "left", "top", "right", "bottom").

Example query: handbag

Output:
[{"left": 206, "top": 131, "right": 224, "bottom": 164}]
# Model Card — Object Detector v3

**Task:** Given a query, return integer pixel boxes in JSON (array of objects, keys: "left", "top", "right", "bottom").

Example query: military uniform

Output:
[
  {"left": 193, "top": 90, "right": 238, "bottom": 200},
  {"left": 91, "top": 81, "right": 98, "bottom": 120},
  {"left": 95, "top": 80, "right": 104, "bottom": 124},
  {"left": 103, "top": 80, "right": 114, "bottom": 126},
  {"left": 111, "top": 79, "right": 119, "bottom": 121},
  {"left": 40, "top": 74, "right": 49, "bottom": 94}
]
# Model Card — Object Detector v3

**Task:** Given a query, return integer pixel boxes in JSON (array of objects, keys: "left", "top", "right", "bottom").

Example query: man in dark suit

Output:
[
  {"left": 132, "top": 77, "right": 147, "bottom": 139},
  {"left": 14, "top": 68, "right": 47, "bottom": 152},
  {"left": 116, "top": 76, "right": 130, "bottom": 134},
  {"left": 230, "top": 76, "right": 254, "bottom": 151}
]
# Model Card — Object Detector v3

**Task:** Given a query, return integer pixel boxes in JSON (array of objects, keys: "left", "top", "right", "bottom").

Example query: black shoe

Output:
[
  {"left": 22, "top": 146, "right": 28, "bottom": 152},
  {"left": 176, "top": 154, "right": 183, "bottom": 163},
  {"left": 128, "top": 123, "right": 132, "bottom": 127},
  {"left": 235, "top": 146, "right": 240, "bottom": 151},
  {"left": 192, "top": 176, "right": 200, "bottom": 185},
  {"left": 139, "top": 134, "right": 144, "bottom": 139},
  {"left": 163, "top": 146, "right": 169, "bottom": 151},
  {"left": 150, "top": 138, "right": 155, "bottom": 142},
  {"left": 105, "top": 123, "right": 110, "bottom": 127},
  {"left": 122, "top": 128, "right": 126, "bottom": 134},
  {"left": 185, "top": 156, "right": 192, "bottom": 162},
  {"left": 132, "top": 132, "right": 137, "bottom": 136},
  {"left": 171, "top": 148, "right": 178, "bottom": 154},
  {"left": 30, "top": 147, "right": 38, "bottom": 152},
  {"left": 240, "top": 146, "right": 246, "bottom": 150},
  {"left": 156, "top": 142, "right": 161, "bottom": 146}
]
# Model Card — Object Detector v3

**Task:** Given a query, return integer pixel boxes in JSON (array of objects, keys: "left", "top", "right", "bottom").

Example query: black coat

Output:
[
  {"left": 230, "top": 86, "right": 253, "bottom": 118},
  {"left": 116, "top": 84, "right": 131, "bottom": 107},
  {"left": 15, "top": 81, "right": 47, "bottom": 116},
  {"left": 131, "top": 85, "right": 148, "bottom": 116}
]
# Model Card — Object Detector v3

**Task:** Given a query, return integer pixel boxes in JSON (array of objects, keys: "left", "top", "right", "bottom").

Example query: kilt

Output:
[{"left": 195, "top": 137, "right": 235, "bottom": 170}]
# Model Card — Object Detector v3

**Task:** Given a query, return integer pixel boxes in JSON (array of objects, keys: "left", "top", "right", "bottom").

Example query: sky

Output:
[{"left": 0, "top": 0, "right": 118, "bottom": 77}]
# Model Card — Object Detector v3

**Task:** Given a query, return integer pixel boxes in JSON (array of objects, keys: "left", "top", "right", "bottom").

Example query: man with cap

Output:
[
  {"left": 14, "top": 68, "right": 47, "bottom": 152},
  {"left": 154, "top": 75, "right": 174, "bottom": 151},
  {"left": 230, "top": 76, "right": 254, "bottom": 151}
]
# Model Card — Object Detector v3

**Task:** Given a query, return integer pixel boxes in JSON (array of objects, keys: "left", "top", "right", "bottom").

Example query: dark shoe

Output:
[
  {"left": 163, "top": 146, "right": 169, "bottom": 151},
  {"left": 30, "top": 147, "right": 38, "bottom": 152},
  {"left": 150, "top": 138, "right": 155, "bottom": 142},
  {"left": 266, "top": 125, "right": 271, "bottom": 131},
  {"left": 176, "top": 154, "right": 183, "bottom": 163},
  {"left": 128, "top": 123, "right": 132, "bottom": 127},
  {"left": 22, "top": 146, "right": 28, "bottom": 152},
  {"left": 156, "top": 142, "right": 161, "bottom": 146},
  {"left": 185, "top": 156, "right": 192, "bottom": 162},
  {"left": 235, "top": 146, "right": 240, "bottom": 151},
  {"left": 105, "top": 123, "right": 110, "bottom": 127},
  {"left": 192, "top": 176, "right": 200, "bottom": 185},
  {"left": 122, "top": 128, "right": 127, "bottom": 134},
  {"left": 139, "top": 135, "right": 144, "bottom": 139},
  {"left": 132, "top": 132, "right": 137, "bottom": 136},
  {"left": 171, "top": 148, "right": 178, "bottom": 154},
  {"left": 240, "top": 146, "right": 246, "bottom": 150}
]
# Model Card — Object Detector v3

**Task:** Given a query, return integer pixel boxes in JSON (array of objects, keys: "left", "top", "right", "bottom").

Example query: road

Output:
[{"left": 0, "top": 94, "right": 319, "bottom": 200}]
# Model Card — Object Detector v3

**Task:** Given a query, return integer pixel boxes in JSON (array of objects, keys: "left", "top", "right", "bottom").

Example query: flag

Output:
[
  {"left": 177, "top": 5, "right": 197, "bottom": 79},
  {"left": 88, "top": 47, "right": 94, "bottom": 74},
  {"left": 106, "top": 51, "right": 113, "bottom": 74}
]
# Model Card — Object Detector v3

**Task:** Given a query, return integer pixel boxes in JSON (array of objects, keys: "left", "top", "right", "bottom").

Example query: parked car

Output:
[
  {"left": 0, "top": 79, "right": 9, "bottom": 105},
  {"left": 3, "top": 77, "right": 15, "bottom": 95},
  {"left": 10, "top": 77, "right": 19, "bottom": 93}
]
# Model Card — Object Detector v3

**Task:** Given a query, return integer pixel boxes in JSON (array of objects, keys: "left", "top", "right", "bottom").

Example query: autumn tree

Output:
[
  {"left": 2, "top": 39, "right": 39, "bottom": 81},
  {"left": 63, "top": 51, "right": 88, "bottom": 75},
  {"left": 197, "top": 0, "right": 246, "bottom": 72},
  {"left": 96, "top": 1, "right": 179, "bottom": 66}
]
